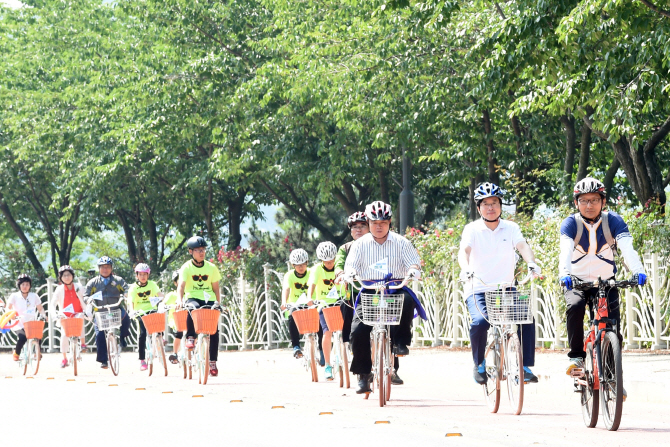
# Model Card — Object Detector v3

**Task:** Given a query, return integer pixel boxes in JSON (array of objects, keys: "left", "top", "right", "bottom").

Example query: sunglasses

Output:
[
  {"left": 137, "top": 290, "right": 151, "bottom": 298},
  {"left": 192, "top": 274, "right": 209, "bottom": 282},
  {"left": 294, "top": 282, "right": 309, "bottom": 290},
  {"left": 323, "top": 279, "right": 334, "bottom": 286}
]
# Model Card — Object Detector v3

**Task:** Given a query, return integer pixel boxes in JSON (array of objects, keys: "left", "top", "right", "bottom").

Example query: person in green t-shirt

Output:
[
  {"left": 128, "top": 263, "right": 164, "bottom": 372},
  {"left": 280, "top": 248, "right": 310, "bottom": 358},
  {"left": 308, "top": 241, "right": 338, "bottom": 380},
  {"left": 164, "top": 271, "right": 182, "bottom": 364},
  {"left": 177, "top": 236, "right": 222, "bottom": 377}
]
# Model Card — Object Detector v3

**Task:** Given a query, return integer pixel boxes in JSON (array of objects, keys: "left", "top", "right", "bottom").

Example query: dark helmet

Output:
[
  {"left": 187, "top": 236, "right": 208, "bottom": 250},
  {"left": 58, "top": 265, "right": 75, "bottom": 278},
  {"left": 16, "top": 273, "right": 32, "bottom": 289},
  {"left": 171, "top": 271, "right": 180, "bottom": 282}
]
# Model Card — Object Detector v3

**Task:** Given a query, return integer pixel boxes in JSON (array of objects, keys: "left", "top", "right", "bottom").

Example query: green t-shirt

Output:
[
  {"left": 128, "top": 280, "right": 161, "bottom": 312},
  {"left": 308, "top": 263, "right": 337, "bottom": 304},
  {"left": 164, "top": 291, "right": 178, "bottom": 328},
  {"left": 282, "top": 268, "right": 310, "bottom": 304},
  {"left": 180, "top": 260, "right": 221, "bottom": 302}
]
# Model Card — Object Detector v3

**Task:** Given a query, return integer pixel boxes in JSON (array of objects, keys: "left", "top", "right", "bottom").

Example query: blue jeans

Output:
[
  {"left": 94, "top": 308, "right": 130, "bottom": 364},
  {"left": 466, "top": 293, "right": 535, "bottom": 368}
]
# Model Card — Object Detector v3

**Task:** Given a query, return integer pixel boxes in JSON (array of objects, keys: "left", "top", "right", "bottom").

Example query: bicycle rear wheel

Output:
[
  {"left": 483, "top": 336, "right": 501, "bottom": 413},
  {"left": 309, "top": 334, "right": 318, "bottom": 382},
  {"left": 107, "top": 334, "right": 119, "bottom": 376},
  {"left": 198, "top": 336, "right": 210, "bottom": 385},
  {"left": 600, "top": 331, "right": 623, "bottom": 431},
  {"left": 28, "top": 339, "right": 41, "bottom": 376},
  {"left": 187, "top": 348, "right": 193, "bottom": 380},
  {"left": 156, "top": 334, "right": 168, "bottom": 377},
  {"left": 377, "top": 332, "right": 386, "bottom": 407},
  {"left": 505, "top": 333, "right": 524, "bottom": 415},
  {"left": 385, "top": 347, "right": 393, "bottom": 402},
  {"left": 581, "top": 342, "right": 599, "bottom": 428},
  {"left": 341, "top": 340, "right": 350, "bottom": 389},
  {"left": 147, "top": 337, "right": 154, "bottom": 377},
  {"left": 70, "top": 337, "right": 79, "bottom": 377}
]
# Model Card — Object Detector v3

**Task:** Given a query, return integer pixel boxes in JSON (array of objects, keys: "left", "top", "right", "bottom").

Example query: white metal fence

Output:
[{"left": 2, "top": 257, "right": 668, "bottom": 352}]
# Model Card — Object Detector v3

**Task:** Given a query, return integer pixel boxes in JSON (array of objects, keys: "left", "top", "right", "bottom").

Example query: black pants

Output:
[
  {"left": 565, "top": 286, "right": 620, "bottom": 359},
  {"left": 349, "top": 290, "right": 414, "bottom": 375},
  {"left": 341, "top": 299, "right": 354, "bottom": 343},
  {"left": 185, "top": 299, "right": 220, "bottom": 362},
  {"left": 138, "top": 319, "right": 147, "bottom": 361},
  {"left": 287, "top": 313, "right": 301, "bottom": 348},
  {"left": 14, "top": 329, "right": 43, "bottom": 355}
]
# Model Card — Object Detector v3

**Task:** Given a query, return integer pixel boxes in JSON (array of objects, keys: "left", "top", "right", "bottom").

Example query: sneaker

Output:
[
  {"left": 473, "top": 362, "right": 487, "bottom": 385},
  {"left": 523, "top": 366, "right": 539, "bottom": 383},
  {"left": 293, "top": 346, "right": 303, "bottom": 359},
  {"left": 140, "top": 360, "right": 148, "bottom": 371},
  {"left": 393, "top": 344, "right": 410, "bottom": 356},
  {"left": 325, "top": 365, "right": 334, "bottom": 380},
  {"left": 120, "top": 338, "right": 127, "bottom": 349},
  {"left": 318, "top": 349, "right": 325, "bottom": 367},
  {"left": 391, "top": 371, "right": 404, "bottom": 385},
  {"left": 185, "top": 337, "right": 195, "bottom": 349},
  {"left": 356, "top": 373, "right": 372, "bottom": 394},
  {"left": 12, "top": 352, "right": 19, "bottom": 362},
  {"left": 209, "top": 361, "right": 218, "bottom": 377},
  {"left": 100, "top": 362, "right": 109, "bottom": 369},
  {"left": 61, "top": 359, "right": 69, "bottom": 368},
  {"left": 168, "top": 354, "right": 179, "bottom": 364},
  {"left": 566, "top": 358, "right": 585, "bottom": 376},
  {"left": 80, "top": 343, "right": 87, "bottom": 353}
]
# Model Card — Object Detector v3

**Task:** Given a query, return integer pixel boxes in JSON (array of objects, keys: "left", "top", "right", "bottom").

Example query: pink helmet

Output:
[{"left": 134, "top": 263, "right": 151, "bottom": 274}]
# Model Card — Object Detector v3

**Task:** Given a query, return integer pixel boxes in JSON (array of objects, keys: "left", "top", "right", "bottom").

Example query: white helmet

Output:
[
  {"left": 574, "top": 177, "right": 606, "bottom": 200},
  {"left": 316, "top": 242, "right": 337, "bottom": 261},
  {"left": 289, "top": 248, "right": 309, "bottom": 265},
  {"left": 365, "top": 201, "right": 392, "bottom": 221}
]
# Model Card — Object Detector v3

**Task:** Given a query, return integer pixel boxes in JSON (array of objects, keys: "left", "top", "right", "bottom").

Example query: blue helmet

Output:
[
  {"left": 474, "top": 182, "right": 503, "bottom": 206},
  {"left": 97, "top": 256, "right": 113, "bottom": 266}
]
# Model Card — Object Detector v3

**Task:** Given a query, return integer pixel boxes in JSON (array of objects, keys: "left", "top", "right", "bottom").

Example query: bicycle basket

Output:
[
  {"left": 192, "top": 308, "right": 220, "bottom": 335},
  {"left": 60, "top": 318, "right": 84, "bottom": 338},
  {"left": 173, "top": 309, "right": 189, "bottom": 332},
  {"left": 141, "top": 312, "right": 166, "bottom": 335},
  {"left": 360, "top": 293, "right": 404, "bottom": 326},
  {"left": 95, "top": 309, "right": 122, "bottom": 330},
  {"left": 24, "top": 320, "right": 45, "bottom": 340},
  {"left": 484, "top": 289, "right": 532, "bottom": 324},
  {"left": 322, "top": 305, "right": 344, "bottom": 332},
  {"left": 292, "top": 308, "right": 319, "bottom": 334}
]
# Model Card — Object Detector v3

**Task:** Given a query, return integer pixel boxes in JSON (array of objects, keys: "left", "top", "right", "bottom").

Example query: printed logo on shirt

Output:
[
  {"left": 322, "top": 279, "right": 334, "bottom": 286},
  {"left": 192, "top": 274, "right": 209, "bottom": 282},
  {"left": 137, "top": 290, "right": 151, "bottom": 298},
  {"left": 294, "top": 282, "right": 308, "bottom": 290}
]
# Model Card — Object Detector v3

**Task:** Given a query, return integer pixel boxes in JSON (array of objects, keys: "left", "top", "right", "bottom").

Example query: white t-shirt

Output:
[
  {"left": 6, "top": 292, "right": 41, "bottom": 331},
  {"left": 459, "top": 219, "right": 526, "bottom": 294}
]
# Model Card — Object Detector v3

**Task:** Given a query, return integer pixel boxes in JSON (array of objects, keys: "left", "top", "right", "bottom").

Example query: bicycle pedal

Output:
[{"left": 570, "top": 368, "right": 585, "bottom": 378}]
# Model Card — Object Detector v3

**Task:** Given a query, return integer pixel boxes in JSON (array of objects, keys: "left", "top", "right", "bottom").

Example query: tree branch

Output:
[
  {"left": 638, "top": 0, "right": 670, "bottom": 18},
  {"left": 643, "top": 115, "right": 670, "bottom": 153},
  {"left": 493, "top": 2, "right": 507, "bottom": 20}
]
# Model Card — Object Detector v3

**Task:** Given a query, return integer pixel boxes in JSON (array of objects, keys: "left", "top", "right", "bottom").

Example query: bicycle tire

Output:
[
  {"left": 378, "top": 332, "right": 385, "bottom": 407},
  {"left": 581, "top": 342, "right": 599, "bottom": 428},
  {"left": 385, "top": 351, "right": 393, "bottom": 402},
  {"left": 181, "top": 346, "right": 188, "bottom": 379},
  {"left": 483, "top": 336, "right": 501, "bottom": 413},
  {"left": 600, "top": 331, "right": 623, "bottom": 431},
  {"left": 148, "top": 336, "right": 153, "bottom": 377},
  {"left": 333, "top": 336, "right": 343, "bottom": 387},
  {"left": 198, "top": 336, "right": 210, "bottom": 385},
  {"left": 309, "top": 334, "right": 318, "bottom": 382},
  {"left": 187, "top": 348, "right": 192, "bottom": 380},
  {"left": 156, "top": 334, "right": 168, "bottom": 377},
  {"left": 71, "top": 337, "right": 79, "bottom": 377},
  {"left": 108, "top": 334, "right": 119, "bottom": 376},
  {"left": 342, "top": 341, "right": 350, "bottom": 389},
  {"left": 29, "top": 339, "right": 41, "bottom": 376},
  {"left": 505, "top": 333, "right": 524, "bottom": 415}
]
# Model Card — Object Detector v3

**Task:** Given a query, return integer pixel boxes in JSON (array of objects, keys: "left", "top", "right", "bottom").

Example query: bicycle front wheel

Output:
[
  {"left": 581, "top": 342, "right": 599, "bottom": 427},
  {"left": 198, "top": 336, "right": 210, "bottom": 385},
  {"left": 600, "top": 331, "right": 623, "bottom": 431},
  {"left": 107, "top": 334, "right": 120, "bottom": 376},
  {"left": 483, "top": 335, "right": 501, "bottom": 413},
  {"left": 28, "top": 339, "right": 41, "bottom": 376},
  {"left": 309, "top": 334, "right": 318, "bottom": 382},
  {"left": 341, "top": 340, "right": 350, "bottom": 389},
  {"left": 147, "top": 337, "right": 154, "bottom": 377},
  {"left": 156, "top": 334, "right": 168, "bottom": 377},
  {"left": 505, "top": 333, "right": 524, "bottom": 415},
  {"left": 70, "top": 337, "right": 79, "bottom": 377},
  {"left": 377, "top": 332, "right": 386, "bottom": 407}
]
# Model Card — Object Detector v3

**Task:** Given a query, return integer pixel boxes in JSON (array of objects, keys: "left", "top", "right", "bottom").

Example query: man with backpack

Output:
[{"left": 559, "top": 178, "right": 647, "bottom": 376}]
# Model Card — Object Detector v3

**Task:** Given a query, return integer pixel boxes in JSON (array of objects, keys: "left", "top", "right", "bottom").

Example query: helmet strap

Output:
[
  {"left": 481, "top": 215, "right": 501, "bottom": 223},
  {"left": 579, "top": 211, "right": 602, "bottom": 225},
  {"left": 191, "top": 256, "right": 204, "bottom": 267}
]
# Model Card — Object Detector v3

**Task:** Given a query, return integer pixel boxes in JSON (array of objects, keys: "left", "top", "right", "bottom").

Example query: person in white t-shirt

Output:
[
  {"left": 458, "top": 183, "right": 541, "bottom": 385},
  {"left": 6, "top": 274, "right": 46, "bottom": 361}
]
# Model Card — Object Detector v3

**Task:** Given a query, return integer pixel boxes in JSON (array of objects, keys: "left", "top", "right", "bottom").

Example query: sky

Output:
[{"left": 1, "top": 1, "right": 23, "bottom": 8}]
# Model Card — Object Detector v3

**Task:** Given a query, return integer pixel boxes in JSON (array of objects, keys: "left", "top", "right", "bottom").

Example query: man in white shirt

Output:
[{"left": 459, "top": 183, "right": 541, "bottom": 385}]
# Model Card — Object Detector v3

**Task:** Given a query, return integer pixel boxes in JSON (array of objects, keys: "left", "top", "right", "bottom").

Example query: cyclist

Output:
[
  {"left": 128, "top": 263, "right": 164, "bottom": 371},
  {"left": 52, "top": 265, "right": 87, "bottom": 368},
  {"left": 458, "top": 183, "right": 541, "bottom": 385},
  {"left": 165, "top": 271, "right": 183, "bottom": 364},
  {"left": 559, "top": 177, "right": 646, "bottom": 377},
  {"left": 176, "top": 236, "right": 222, "bottom": 377},
  {"left": 280, "top": 248, "right": 311, "bottom": 358},
  {"left": 6, "top": 274, "right": 47, "bottom": 361},
  {"left": 307, "top": 241, "right": 338, "bottom": 380},
  {"left": 343, "top": 201, "right": 425, "bottom": 394},
  {"left": 84, "top": 256, "right": 131, "bottom": 369}
]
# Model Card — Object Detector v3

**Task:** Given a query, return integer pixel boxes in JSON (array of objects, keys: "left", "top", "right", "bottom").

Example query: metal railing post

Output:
[
  {"left": 264, "top": 263, "right": 273, "bottom": 350},
  {"left": 651, "top": 253, "right": 662, "bottom": 350},
  {"left": 532, "top": 281, "right": 541, "bottom": 347},
  {"left": 46, "top": 277, "right": 57, "bottom": 353},
  {"left": 432, "top": 281, "right": 442, "bottom": 347},
  {"left": 625, "top": 288, "right": 639, "bottom": 349},
  {"left": 240, "top": 273, "right": 248, "bottom": 351}
]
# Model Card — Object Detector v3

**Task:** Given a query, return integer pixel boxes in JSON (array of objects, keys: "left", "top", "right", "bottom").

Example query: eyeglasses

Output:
[
  {"left": 578, "top": 198, "right": 602, "bottom": 205},
  {"left": 192, "top": 248, "right": 206, "bottom": 253},
  {"left": 480, "top": 202, "right": 500, "bottom": 209}
]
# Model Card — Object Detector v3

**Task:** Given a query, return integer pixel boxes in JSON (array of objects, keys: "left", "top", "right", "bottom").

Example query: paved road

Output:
[{"left": 2, "top": 348, "right": 668, "bottom": 446}]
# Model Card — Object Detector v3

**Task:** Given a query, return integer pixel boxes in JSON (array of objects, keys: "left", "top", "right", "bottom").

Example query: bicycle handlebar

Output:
[{"left": 570, "top": 276, "right": 637, "bottom": 291}]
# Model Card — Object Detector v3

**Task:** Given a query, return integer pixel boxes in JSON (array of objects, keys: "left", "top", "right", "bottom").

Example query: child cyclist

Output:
[
  {"left": 128, "top": 263, "right": 164, "bottom": 371},
  {"left": 52, "top": 265, "right": 87, "bottom": 368},
  {"left": 280, "top": 249, "right": 311, "bottom": 358},
  {"left": 176, "top": 236, "right": 222, "bottom": 377},
  {"left": 308, "top": 241, "right": 338, "bottom": 380},
  {"left": 6, "top": 274, "right": 47, "bottom": 361},
  {"left": 165, "top": 271, "right": 183, "bottom": 364}
]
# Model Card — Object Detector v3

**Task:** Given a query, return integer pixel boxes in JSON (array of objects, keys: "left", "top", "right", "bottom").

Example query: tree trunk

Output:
[
  {"left": 146, "top": 207, "right": 159, "bottom": 273},
  {"left": 603, "top": 157, "right": 620, "bottom": 203},
  {"left": 116, "top": 210, "right": 138, "bottom": 265},
  {"left": 227, "top": 189, "right": 247, "bottom": 250},
  {"left": 468, "top": 177, "right": 477, "bottom": 221},
  {"left": 577, "top": 123, "right": 592, "bottom": 181},
  {"left": 379, "top": 162, "right": 391, "bottom": 205},
  {"left": 0, "top": 193, "right": 46, "bottom": 279},
  {"left": 560, "top": 115, "right": 577, "bottom": 203},
  {"left": 482, "top": 109, "right": 499, "bottom": 184},
  {"left": 510, "top": 114, "right": 523, "bottom": 211}
]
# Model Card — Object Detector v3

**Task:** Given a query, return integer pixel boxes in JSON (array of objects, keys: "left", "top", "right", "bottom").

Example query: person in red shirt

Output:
[{"left": 52, "top": 265, "right": 87, "bottom": 368}]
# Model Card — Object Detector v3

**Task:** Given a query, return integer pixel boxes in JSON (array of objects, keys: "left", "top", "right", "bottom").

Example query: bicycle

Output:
[
  {"left": 57, "top": 312, "right": 86, "bottom": 377},
  {"left": 567, "top": 275, "right": 635, "bottom": 431},
  {"left": 185, "top": 302, "right": 221, "bottom": 385},
  {"left": 470, "top": 272, "right": 536, "bottom": 415},
  {"left": 91, "top": 298, "right": 124, "bottom": 376},
  {"left": 171, "top": 306, "right": 191, "bottom": 379},
  {"left": 131, "top": 309, "right": 168, "bottom": 377},
  {"left": 321, "top": 298, "right": 351, "bottom": 388},
  {"left": 286, "top": 302, "right": 320, "bottom": 383},
  {"left": 19, "top": 317, "right": 45, "bottom": 376},
  {"left": 351, "top": 276, "right": 411, "bottom": 407}
]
